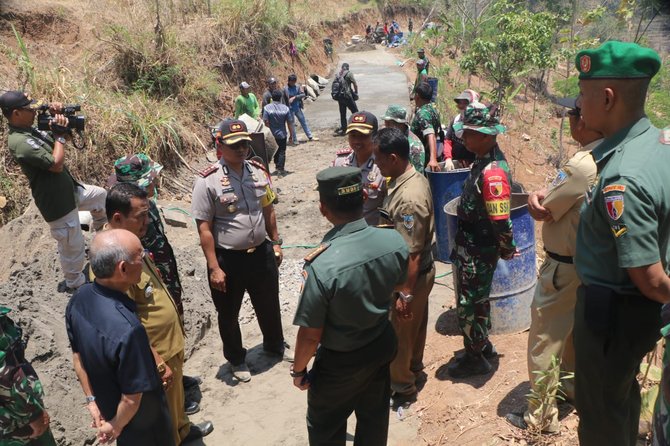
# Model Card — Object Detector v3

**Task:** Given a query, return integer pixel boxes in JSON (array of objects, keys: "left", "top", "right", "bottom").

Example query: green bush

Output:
[{"left": 553, "top": 75, "right": 579, "bottom": 98}]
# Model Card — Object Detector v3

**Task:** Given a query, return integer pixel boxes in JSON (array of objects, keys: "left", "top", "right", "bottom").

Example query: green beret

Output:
[
  {"left": 316, "top": 167, "right": 362, "bottom": 200},
  {"left": 576, "top": 41, "right": 661, "bottom": 80}
]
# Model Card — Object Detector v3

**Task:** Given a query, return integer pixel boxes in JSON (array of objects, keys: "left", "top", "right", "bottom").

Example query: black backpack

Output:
[{"left": 331, "top": 71, "right": 348, "bottom": 100}]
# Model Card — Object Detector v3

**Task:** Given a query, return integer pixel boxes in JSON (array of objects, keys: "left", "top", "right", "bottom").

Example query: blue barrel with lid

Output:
[{"left": 445, "top": 193, "right": 536, "bottom": 334}]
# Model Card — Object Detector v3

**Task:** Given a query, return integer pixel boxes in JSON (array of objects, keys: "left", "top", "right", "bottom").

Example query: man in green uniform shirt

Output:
[
  {"left": 1, "top": 91, "right": 107, "bottom": 291},
  {"left": 291, "top": 167, "right": 409, "bottom": 446},
  {"left": 572, "top": 41, "right": 670, "bottom": 446},
  {"left": 411, "top": 83, "right": 444, "bottom": 172},
  {"left": 374, "top": 127, "right": 435, "bottom": 409}
]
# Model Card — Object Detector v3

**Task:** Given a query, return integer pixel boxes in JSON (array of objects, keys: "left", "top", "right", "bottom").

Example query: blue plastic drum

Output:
[
  {"left": 445, "top": 193, "right": 536, "bottom": 334},
  {"left": 426, "top": 166, "right": 470, "bottom": 263}
]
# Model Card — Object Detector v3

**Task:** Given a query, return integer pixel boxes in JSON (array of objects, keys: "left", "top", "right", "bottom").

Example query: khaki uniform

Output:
[
  {"left": 332, "top": 150, "right": 386, "bottom": 225},
  {"left": 380, "top": 168, "right": 435, "bottom": 397},
  {"left": 524, "top": 141, "right": 599, "bottom": 431}
]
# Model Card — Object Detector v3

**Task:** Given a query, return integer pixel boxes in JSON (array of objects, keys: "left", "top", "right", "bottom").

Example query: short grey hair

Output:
[{"left": 90, "top": 234, "right": 133, "bottom": 279}]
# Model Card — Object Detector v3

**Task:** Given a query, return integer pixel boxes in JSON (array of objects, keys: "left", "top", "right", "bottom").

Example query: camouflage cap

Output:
[
  {"left": 381, "top": 105, "right": 408, "bottom": 124},
  {"left": 453, "top": 104, "right": 506, "bottom": 135},
  {"left": 107, "top": 153, "right": 163, "bottom": 189}
]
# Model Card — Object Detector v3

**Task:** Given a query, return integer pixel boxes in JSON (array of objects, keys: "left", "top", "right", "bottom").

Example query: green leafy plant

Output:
[
  {"left": 295, "top": 31, "right": 312, "bottom": 54},
  {"left": 526, "top": 355, "right": 574, "bottom": 437}
]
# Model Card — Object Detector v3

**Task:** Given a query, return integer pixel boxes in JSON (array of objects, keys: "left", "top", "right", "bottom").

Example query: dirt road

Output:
[{"left": 0, "top": 44, "right": 578, "bottom": 446}]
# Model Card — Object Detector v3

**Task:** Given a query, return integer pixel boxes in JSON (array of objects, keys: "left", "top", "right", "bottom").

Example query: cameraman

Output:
[{"left": 0, "top": 91, "right": 106, "bottom": 291}]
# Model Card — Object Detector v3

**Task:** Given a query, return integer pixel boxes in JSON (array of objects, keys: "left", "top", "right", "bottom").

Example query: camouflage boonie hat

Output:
[
  {"left": 107, "top": 153, "right": 163, "bottom": 189},
  {"left": 453, "top": 104, "right": 506, "bottom": 135},
  {"left": 382, "top": 105, "right": 408, "bottom": 124}
]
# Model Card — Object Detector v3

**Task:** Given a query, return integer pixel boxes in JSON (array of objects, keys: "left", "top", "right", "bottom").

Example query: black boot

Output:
[
  {"left": 448, "top": 352, "right": 492, "bottom": 378},
  {"left": 482, "top": 340, "right": 498, "bottom": 359}
]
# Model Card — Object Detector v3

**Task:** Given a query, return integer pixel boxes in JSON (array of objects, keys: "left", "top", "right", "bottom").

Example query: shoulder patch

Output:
[
  {"left": 336, "top": 148, "right": 353, "bottom": 156},
  {"left": 304, "top": 243, "right": 330, "bottom": 262},
  {"left": 602, "top": 184, "right": 626, "bottom": 194},
  {"left": 551, "top": 170, "right": 569, "bottom": 188},
  {"left": 611, "top": 224, "right": 628, "bottom": 238},
  {"left": 26, "top": 138, "right": 42, "bottom": 149},
  {"left": 248, "top": 158, "right": 269, "bottom": 173},
  {"left": 605, "top": 194, "right": 624, "bottom": 220},
  {"left": 198, "top": 163, "right": 219, "bottom": 178},
  {"left": 401, "top": 213, "right": 415, "bottom": 230}
]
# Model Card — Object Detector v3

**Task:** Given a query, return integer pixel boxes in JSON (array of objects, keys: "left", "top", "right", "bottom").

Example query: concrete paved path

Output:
[{"left": 305, "top": 47, "right": 411, "bottom": 132}]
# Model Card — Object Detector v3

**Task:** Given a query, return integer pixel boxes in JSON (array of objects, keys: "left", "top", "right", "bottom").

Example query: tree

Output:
[{"left": 459, "top": 0, "right": 557, "bottom": 107}]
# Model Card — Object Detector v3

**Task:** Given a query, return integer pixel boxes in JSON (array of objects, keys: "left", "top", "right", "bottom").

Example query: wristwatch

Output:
[
  {"left": 157, "top": 362, "right": 167, "bottom": 375},
  {"left": 397, "top": 291, "right": 414, "bottom": 303},
  {"left": 271, "top": 237, "right": 283, "bottom": 246},
  {"left": 85, "top": 395, "right": 96, "bottom": 405},
  {"left": 290, "top": 366, "right": 306, "bottom": 378},
  {"left": 55, "top": 136, "right": 66, "bottom": 144}
]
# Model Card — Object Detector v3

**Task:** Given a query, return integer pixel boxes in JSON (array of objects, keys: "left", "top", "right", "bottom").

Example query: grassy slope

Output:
[{"left": 0, "top": 0, "right": 385, "bottom": 222}]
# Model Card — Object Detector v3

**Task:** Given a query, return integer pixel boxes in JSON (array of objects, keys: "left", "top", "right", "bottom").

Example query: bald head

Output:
[{"left": 90, "top": 229, "right": 142, "bottom": 279}]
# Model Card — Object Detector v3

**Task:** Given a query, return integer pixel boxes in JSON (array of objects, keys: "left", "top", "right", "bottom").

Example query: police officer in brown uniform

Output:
[
  {"left": 332, "top": 111, "right": 386, "bottom": 225},
  {"left": 373, "top": 128, "right": 435, "bottom": 409},
  {"left": 505, "top": 98, "right": 601, "bottom": 433},
  {"left": 191, "top": 119, "right": 290, "bottom": 383}
]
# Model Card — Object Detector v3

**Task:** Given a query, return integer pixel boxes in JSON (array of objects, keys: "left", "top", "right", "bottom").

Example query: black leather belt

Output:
[{"left": 546, "top": 250, "right": 573, "bottom": 264}]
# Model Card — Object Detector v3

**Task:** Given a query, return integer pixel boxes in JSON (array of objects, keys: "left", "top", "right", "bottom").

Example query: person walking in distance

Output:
[{"left": 333, "top": 63, "right": 358, "bottom": 136}]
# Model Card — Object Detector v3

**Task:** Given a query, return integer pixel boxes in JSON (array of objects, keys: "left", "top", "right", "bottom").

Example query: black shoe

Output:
[
  {"left": 390, "top": 392, "right": 417, "bottom": 409},
  {"left": 183, "top": 375, "right": 202, "bottom": 389},
  {"left": 333, "top": 128, "right": 345, "bottom": 136},
  {"left": 447, "top": 353, "right": 492, "bottom": 378},
  {"left": 505, "top": 412, "right": 528, "bottom": 430},
  {"left": 482, "top": 340, "right": 498, "bottom": 359},
  {"left": 184, "top": 400, "right": 200, "bottom": 415},
  {"left": 180, "top": 421, "right": 214, "bottom": 444}
]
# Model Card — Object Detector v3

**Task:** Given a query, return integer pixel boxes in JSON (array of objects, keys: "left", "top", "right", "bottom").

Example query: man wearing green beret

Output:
[
  {"left": 572, "top": 41, "right": 670, "bottom": 446},
  {"left": 291, "top": 166, "right": 409, "bottom": 445}
]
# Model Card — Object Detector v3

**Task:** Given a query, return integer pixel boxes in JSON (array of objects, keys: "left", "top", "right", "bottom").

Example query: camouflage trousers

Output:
[
  {"left": 3, "top": 428, "right": 57, "bottom": 445},
  {"left": 653, "top": 304, "right": 670, "bottom": 446},
  {"left": 451, "top": 248, "right": 497, "bottom": 354}
]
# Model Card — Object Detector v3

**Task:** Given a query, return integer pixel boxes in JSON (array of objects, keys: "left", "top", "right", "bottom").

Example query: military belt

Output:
[{"left": 545, "top": 250, "right": 573, "bottom": 264}]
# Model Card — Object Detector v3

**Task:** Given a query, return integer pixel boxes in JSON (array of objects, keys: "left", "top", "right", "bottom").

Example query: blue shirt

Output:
[
  {"left": 286, "top": 84, "right": 304, "bottom": 113},
  {"left": 262, "top": 102, "right": 291, "bottom": 140},
  {"left": 66, "top": 282, "right": 162, "bottom": 421}
]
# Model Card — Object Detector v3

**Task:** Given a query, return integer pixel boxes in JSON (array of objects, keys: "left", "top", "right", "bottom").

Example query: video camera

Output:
[
  {"left": 36, "top": 104, "right": 85, "bottom": 132},
  {"left": 36, "top": 104, "right": 86, "bottom": 149}
]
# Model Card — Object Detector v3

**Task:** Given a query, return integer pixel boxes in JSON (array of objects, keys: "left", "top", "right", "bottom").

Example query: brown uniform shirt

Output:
[
  {"left": 541, "top": 139, "right": 600, "bottom": 257},
  {"left": 127, "top": 256, "right": 185, "bottom": 362},
  {"left": 380, "top": 167, "right": 434, "bottom": 271}
]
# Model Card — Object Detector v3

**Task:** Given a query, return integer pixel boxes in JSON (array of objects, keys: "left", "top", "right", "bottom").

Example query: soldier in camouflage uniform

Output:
[
  {"left": 107, "top": 154, "right": 184, "bottom": 317},
  {"left": 410, "top": 82, "right": 444, "bottom": 172},
  {"left": 448, "top": 105, "right": 516, "bottom": 378},
  {"left": 0, "top": 307, "right": 56, "bottom": 445},
  {"left": 382, "top": 105, "right": 425, "bottom": 173}
]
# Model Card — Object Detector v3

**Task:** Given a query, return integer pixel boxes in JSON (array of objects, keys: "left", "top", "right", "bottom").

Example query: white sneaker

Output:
[{"left": 231, "top": 363, "right": 251, "bottom": 382}]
